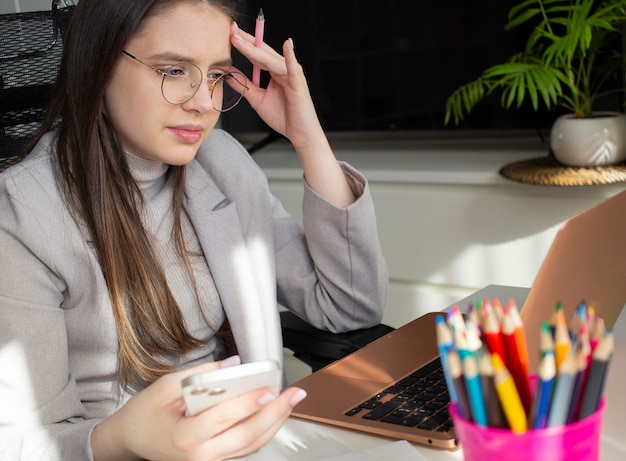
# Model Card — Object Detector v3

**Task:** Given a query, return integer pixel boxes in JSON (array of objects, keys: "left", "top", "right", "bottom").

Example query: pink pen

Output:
[{"left": 252, "top": 8, "right": 265, "bottom": 86}]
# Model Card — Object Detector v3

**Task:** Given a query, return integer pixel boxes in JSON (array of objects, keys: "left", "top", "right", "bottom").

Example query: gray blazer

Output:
[{"left": 0, "top": 129, "right": 387, "bottom": 459}]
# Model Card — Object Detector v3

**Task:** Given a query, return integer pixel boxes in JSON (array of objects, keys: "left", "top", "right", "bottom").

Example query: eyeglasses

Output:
[{"left": 121, "top": 50, "right": 248, "bottom": 112}]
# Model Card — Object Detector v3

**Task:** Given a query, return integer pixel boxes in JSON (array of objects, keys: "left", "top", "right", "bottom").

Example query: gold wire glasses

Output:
[{"left": 122, "top": 50, "right": 248, "bottom": 112}]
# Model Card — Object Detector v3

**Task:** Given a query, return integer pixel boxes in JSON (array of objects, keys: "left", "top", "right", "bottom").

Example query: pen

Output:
[
  {"left": 578, "top": 331, "right": 614, "bottom": 420},
  {"left": 491, "top": 353, "right": 527, "bottom": 433},
  {"left": 252, "top": 8, "right": 265, "bottom": 86}
]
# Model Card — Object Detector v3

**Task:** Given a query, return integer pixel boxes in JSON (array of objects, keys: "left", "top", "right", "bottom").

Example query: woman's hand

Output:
[
  {"left": 229, "top": 22, "right": 326, "bottom": 155},
  {"left": 91, "top": 356, "right": 307, "bottom": 461},
  {"left": 230, "top": 22, "right": 357, "bottom": 208}
]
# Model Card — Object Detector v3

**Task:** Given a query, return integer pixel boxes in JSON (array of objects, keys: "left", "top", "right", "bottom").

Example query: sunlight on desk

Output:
[{"left": 238, "top": 417, "right": 464, "bottom": 461}]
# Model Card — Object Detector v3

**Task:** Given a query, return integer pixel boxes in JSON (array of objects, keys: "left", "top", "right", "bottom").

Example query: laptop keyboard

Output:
[{"left": 344, "top": 358, "right": 453, "bottom": 433}]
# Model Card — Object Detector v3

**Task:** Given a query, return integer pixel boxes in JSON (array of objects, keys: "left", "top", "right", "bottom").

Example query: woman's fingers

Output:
[
  {"left": 177, "top": 387, "right": 278, "bottom": 442},
  {"left": 232, "top": 21, "right": 280, "bottom": 55},
  {"left": 200, "top": 387, "right": 307, "bottom": 460},
  {"left": 231, "top": 24, "right": 287, "bottom": 79}
]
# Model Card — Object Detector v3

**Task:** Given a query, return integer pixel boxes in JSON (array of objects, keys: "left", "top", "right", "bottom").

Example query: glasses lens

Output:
[
  {"left": 160, "top": 63, "right": 202, "bottom": 104},
  {"left": 160, "top": 64, "right": 247, "bottom": 110},
  {"left": 212, "top": 71, "right": 247, "bottom": 112}
]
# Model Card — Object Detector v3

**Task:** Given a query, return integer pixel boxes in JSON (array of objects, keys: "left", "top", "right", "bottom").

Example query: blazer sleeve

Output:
[
  {"left": 0, "top": 163, "right": 98, "bottom": 461},
  {"left": 273, "top": 161, "right": 388, "bottom": 333},
  {"left": 197, "top": 129, "right": 388, "bottom": 334}
]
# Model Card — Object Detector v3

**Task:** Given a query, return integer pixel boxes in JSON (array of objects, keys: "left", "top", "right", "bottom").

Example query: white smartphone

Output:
[{"left": 181, "top": 360, "right": 281, "bottom": 416}]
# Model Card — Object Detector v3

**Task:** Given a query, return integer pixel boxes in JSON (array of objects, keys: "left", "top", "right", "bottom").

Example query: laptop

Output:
[{"left": 290, "top": 189, "right": 626, "bottom": 450}]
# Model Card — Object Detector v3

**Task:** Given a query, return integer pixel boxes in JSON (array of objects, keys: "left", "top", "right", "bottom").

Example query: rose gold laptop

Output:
[
  {"left": 520, "top": 189, "right": 626, "bottom": 371},
  {"left": 290, "top": 190, "right": 626, "bottom": 450}
]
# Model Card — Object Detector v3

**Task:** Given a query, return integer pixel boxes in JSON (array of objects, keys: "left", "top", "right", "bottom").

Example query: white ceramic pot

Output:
[{"left": 550, "top": 112, "right": 626, "bottom": 166}]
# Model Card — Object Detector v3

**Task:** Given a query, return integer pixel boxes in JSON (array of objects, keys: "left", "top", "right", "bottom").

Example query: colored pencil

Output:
[
  {"left": 448, "top": 349, "right": 472, "bottom": 421},
  {"left": 465, "top": 317, "right": 483, "bottom": 359},
  {"left": 473, "top": 298, "right": 484, "bottom": 323},
  {"left": 451, "top": 322, "right": 472, "bottom": 361},
  {"left": 539, "top": 320, "right": 554, "bottom": 358},
  {"left": 501, "top": 301, "right": 532, "bottom": 413},
  {"left": 251, "top": 8, "right": 265, "bottom": 86},
  {"left": 566, "top": 338, "right": 590, "bottom": 423},
  {"left": 491, "top": 297, "right": 504, "bottom": 324},
  {"left": 481, "top": 305, "right": 506, "bottom": 362},
  {"left": 578, "top": 331, "right": 614, "bottom": 420},
  {"left": 440, "top": 298, "right": 614, "bottom": 434},
  {"left": 436, "top": 315, "right": 458, "bottom": 404},
  {"left": 569, "top": 302, "right": 587, "bottom": 342},
  {"left": 529, "top": 350, "right": 556, "bottom": 429},
  {"left": 554, "top": 303, "right": 571, "bottom": 371},
  {"left": 462, "top": 354, "right": 488, "bottom": 427},
  {"left": 589, "top": 317, "right": 606, "bottom": 352},
  {"left": 491, "top": 353, "right": 527, "bottom": 433},
  {"left": 548, "top": 301, "right": 561, "bottom": 337},
  {"left": 448, "top": 305, "right": 466, "bottom": 335},
  {"left": 467, "top": 302, "right": 479, "bottom": 326},
  {"left": 586, "top": 305, "right": 596, "bottom": 329},
  {"left": 475, "top": 298, "right": 488, "bottom": 328},
  {"left": 547, "top": 350, "right": 577, "bottom": 427},
  {"left": 479, "top": 352, "right": 505, "bottom": 428}
]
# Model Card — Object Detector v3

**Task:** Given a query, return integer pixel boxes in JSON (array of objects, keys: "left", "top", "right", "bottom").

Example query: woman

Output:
[{"left": 0, "top": 0, "right": 387, "bottom": 459}]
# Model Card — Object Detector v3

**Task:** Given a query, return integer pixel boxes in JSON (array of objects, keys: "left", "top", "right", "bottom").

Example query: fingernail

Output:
[
  {"left": 233, "top": 20, "right": 240, "bottom": 33},
  {"left": 289, "top": 389, "right": 307, "bottom": 407},
  {"left": 288, "top": 37, "right": 294, "bottom": 50},
  {"left": 220, "top": 355, "right": 241, "bottom": 368},
  {"left": 258, "top": 392, "right": 277, "bottom": 406}
]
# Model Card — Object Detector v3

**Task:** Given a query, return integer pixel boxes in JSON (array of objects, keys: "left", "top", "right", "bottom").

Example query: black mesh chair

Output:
[
  {"left": 281, "top": 310, "right": 393, "bottom": 372},
  {"left": 0, "top": 1, "right": 74, "bottom": 171},
  {"left": 0, "top": 1, "right": 392, "bottom": 374}
]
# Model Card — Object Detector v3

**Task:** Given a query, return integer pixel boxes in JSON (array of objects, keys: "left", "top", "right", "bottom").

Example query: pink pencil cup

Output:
[{"left": 449, "top": 398, "right": 605, "bottom": 461}]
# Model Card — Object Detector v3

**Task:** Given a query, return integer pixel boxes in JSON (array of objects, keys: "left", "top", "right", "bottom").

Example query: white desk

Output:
[{"left": 241, "top": 286, "right": 626, "bottom": 460}]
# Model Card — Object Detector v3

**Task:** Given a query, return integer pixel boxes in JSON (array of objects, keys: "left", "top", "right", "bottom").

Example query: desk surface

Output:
[{"left": 240, "top": 285, "right": 626, "bottom": 460}]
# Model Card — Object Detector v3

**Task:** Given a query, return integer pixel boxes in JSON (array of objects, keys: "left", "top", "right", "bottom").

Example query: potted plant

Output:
[{"left": 444, "top": 0, "right": 626, "bottom": 166}]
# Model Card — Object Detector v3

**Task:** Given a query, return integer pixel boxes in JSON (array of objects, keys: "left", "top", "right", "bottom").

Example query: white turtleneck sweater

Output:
[{"left": 126, "top": 153, "right": 225, "bottom": 367}]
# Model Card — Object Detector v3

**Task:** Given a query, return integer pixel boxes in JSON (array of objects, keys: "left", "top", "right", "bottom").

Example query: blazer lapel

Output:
[{"left": 183, "top": 161, "right": 282, "bottom": 366}]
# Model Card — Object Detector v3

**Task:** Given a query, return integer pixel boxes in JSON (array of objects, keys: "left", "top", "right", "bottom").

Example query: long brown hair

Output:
[{"left": 35, "top": 0, "right": 238, "bottom": 391}]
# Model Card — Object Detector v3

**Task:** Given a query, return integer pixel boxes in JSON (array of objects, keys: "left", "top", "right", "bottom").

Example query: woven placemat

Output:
[{"left": 499, "top": 155, "right": 626, "bottom": 186}]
